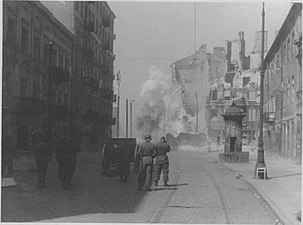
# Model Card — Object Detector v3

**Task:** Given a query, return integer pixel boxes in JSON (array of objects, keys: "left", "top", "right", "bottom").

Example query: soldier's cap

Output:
[{"left": 144, "top": 134, "right": 152, "bottom": 141}]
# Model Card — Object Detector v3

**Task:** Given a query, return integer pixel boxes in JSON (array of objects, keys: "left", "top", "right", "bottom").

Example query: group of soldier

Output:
[
  {"left": 32, "top": 134, "right": 81, "bottom": 190},
  {"left": 135, "top": 134, "right": 171, "bottom": 191},
  {"left": 3, "top": 132, "right": 171, "bottom": 192},
  {"left": 102, "top": 133, "right": 171, "bottom": 192}
]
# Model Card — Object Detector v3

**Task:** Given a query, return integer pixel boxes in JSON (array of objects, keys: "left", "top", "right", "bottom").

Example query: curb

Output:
[{"left": 218, "top": 162, "right": 290, "bottom": 225}]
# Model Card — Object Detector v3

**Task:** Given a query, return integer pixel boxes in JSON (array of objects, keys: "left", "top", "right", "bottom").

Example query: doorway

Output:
[{"left": 230, "top": 137, "right": 237, "bottom": 152}]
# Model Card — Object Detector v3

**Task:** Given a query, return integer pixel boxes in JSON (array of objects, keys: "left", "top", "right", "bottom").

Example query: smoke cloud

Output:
[{"left": 136, "top": 66, "right": 196, "bottom": 139}]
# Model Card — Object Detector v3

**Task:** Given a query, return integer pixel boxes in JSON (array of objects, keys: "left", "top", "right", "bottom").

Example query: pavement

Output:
[
  {"left": 208, "top": 145, "right": 302, "bottom": 225},
  {"left": 2, "top": 145, "right": 302, "bottom": 224}
]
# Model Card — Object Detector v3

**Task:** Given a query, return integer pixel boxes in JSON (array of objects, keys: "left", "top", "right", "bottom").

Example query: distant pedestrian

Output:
[
  {"left": 55, "top": 136, "right": 81, "bottom": 190},
  {"left": 32, "top": 134, "right": 52, "bottom": 188},
  {"left": 154, "top": 136, "right": 171, "bottom": 187},
  {"left": 115, "top": 144, "right": 130, "bottom": 182},
  {"left": 101, "top": 143, "right": 112, "bottom": 171},
  {"left": 134, "top": 144, "right": 140, "bottom": 173},
  {"left": 2, "top": 136, "right": 15, "bottom": 177},
  {"left": 136, "top": 134, "right": 155, "bottom": 191}
]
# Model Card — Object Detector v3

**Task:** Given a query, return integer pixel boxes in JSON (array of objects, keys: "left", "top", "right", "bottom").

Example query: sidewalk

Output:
[{"left": 208, "top": 147, "right": 301, "bottom": 225}]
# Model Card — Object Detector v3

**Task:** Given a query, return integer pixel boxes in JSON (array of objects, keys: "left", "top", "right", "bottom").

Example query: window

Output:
[
  {"left": 275, "top": 53, "right": 281, "bottom": 69},
  {"left": 287, "top": 38, "right": 291, "bottom": 61},
  {"left": 20, "top": 78, "right": 26, "bottom": 97},
  {"left": 75, "top": 1, "right": 79, "bottom": 12},
  {"left": 32, "top": 67, "right": 40, "bottom": 99},
  {"left": 65, "top": 54, "right": 70, "bottom": 69},
  {"left": 7, "top": 17, "right": 16, "bottom": 47},
  {"left": 283, "top": 44, "right": 286, "bottom": 66},
  {"left": 21, "top": 25, "right": 29, "bottom": 53},
  {"left": 249, "top": 108, "right": 256, "bottom": 121},
  {"left": 249, "top": 91, "right": 256, "bottom": 101},
  {"left": 33, "top": 34, "right": 41, "bottom": 58},
  {"left": 270, "top": 62, "right": 275, "bottom": 80},
  {"left": 58, "top": 50, "right": 64, "bottom": 68},
  {"left": 292, "top": 31, "right": 295, "bottom": 54}
]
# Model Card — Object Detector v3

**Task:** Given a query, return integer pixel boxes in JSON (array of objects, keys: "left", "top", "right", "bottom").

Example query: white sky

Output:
[{"left": 108, "top": 0, "right": 292, "bottom": 138}]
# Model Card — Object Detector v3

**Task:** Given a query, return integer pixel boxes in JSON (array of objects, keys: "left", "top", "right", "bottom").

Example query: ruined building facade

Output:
[
  {"left": 263, "top": 3, "right": 302, "bottom": 162},
  {"left": 205, "top": 31, "right": 263, "bottom": 145},
  {"left": 171, "top": 45, "right": 226, "bottom": 134}
]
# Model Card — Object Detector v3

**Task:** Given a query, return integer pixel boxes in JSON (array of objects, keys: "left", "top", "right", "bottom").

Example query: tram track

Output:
[
  {"left": 148, "top": 168, "right": 181, "bottom": 223},
  {"left": 149, "top": 164, "right": 234, "bottom": 224},
  {"left": 200, "top": 165, "right": 234, "bottom": 224}
]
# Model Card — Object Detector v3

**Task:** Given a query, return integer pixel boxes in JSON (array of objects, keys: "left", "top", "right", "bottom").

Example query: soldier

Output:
[
  {"left": 32, "top": 134, "right": 52, "bottom": 188},
  {"left": 116, "top": 144, "right": 130, "bottom": 182},
  {"left": 134, "top": 144, "right": 140, "bottom": 174},
  {"left": 154, "top": 136, "right": 171, "bottom": 187},
  {"left": 55, "top": 136, "right": 81, "bottom": 190},
  {"left": 2, "top": 136, "right": 15, "bottom": 177},
  {"left": 136, "top": 134, "right": 155, "bottom": 191}
]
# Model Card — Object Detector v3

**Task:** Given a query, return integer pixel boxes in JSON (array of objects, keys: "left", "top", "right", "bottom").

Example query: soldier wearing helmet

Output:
[
  {"left": 32, "top": 134, "right": 52, "bottom": 188},
  {"left": 154, "top": 136, "right": 171, "bottom": 187},
  {"left": 136, "top": 134, "right": 156, "bottom": 191}
]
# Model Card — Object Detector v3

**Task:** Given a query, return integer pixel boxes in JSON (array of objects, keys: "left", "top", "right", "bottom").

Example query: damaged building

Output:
[
  {"left": 263, "top": 3, "right": 302, "bottom": 162},
  {"left": 170, "top": 45, "right": 226, "bottom": 134},
  {"left": 206, "top": 31, "right": 264, "bottom": 145}
]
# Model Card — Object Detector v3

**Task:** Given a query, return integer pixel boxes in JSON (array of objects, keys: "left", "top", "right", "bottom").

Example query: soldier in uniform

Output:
[
  {"left": 2, "top": 136, "right": 15, "bottom": 177},
  {"left": 32, "top": 134, "right": 52, "bottom": 188},
  {"left": 116, "top": 144, "right": 130, "bottom": 182},
  {"left": 136, "top": 134, "right": 155, "bottom": 191},
  {"left": 154, "top": 136, "right": 171, "bottom": 187},
  {"left": 55, "top": 136, "right": 81, "bottom": 190}
]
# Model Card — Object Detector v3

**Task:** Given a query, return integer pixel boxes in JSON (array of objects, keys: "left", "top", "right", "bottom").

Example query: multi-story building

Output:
[
  {"left": 206, "top": 31, "right": 262, "bottom": 145},
  {"left": 263, "top": 3, "right": 302, "bottom": 162},
  {"left": 3, "top": 1, "right": 116, "bottom": 150},
  {"left": 3, "top": 1, "right": 74, "bottom": 150},
  {"left": 39, "top": 1, "right": 116, "bottom": 149},
  {"left": 170, "top": 45, "right": 226, "bottom": 134}
]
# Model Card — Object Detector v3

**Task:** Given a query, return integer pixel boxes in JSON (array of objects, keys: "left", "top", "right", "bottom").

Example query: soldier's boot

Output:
[
  {"left": 154, "top": 181, "right": 158, "bottom": 186},
  {"left": 164, "top": 181, "right": 169, "bottom": 187}
]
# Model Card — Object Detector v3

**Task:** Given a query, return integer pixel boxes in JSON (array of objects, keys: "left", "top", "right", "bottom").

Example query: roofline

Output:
[
  {"left": 264, "top": 3, "right": 302, "bottom": 67},
  {"left": 104, "top": 1, "right": 116, "bottom": 19},
  {"left": 30, "top": 1, "right": 75, "bottom": 40}
]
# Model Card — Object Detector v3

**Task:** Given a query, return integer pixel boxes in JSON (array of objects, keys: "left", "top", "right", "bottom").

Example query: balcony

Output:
[
  {"left": 84, "top": 21, "right": 94, "bottom": 32},
  {"left": 83, "top": 47, "right": 94, "bottom": 60},
  {"left": 102, "top": 18, "right": 110, "bottom": 27},
  {"left": 101, "top": 63, "right": 111, "bottom": 73},
  {"left": 264, "top": 112, "right": 275, "bottom": 123},
  {"left": 82, "top": 76, "right": 99, "bottom": 92},
  {"left": 13, "top": 96, "right": 46, "bottom": 115},
  {"left": 54, "top": 104, "right": 69, "bottom": 121},
  {"left": 100, "top": 89, "right": 113, "bottom": 100},
  {"left": 99, "top": 114, "right": 114, "bottom": 126},
  {"left": 52, "top": 66, "right": 70, "bottom": 83},
  {"left": 102, "top": 43, "right": 110, "bottom": 51}
]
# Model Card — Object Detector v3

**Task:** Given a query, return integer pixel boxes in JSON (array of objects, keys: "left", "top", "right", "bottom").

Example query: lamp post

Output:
[
  {"left": 130, "top": 100, "right": 135, "bottom": 138},
  {"left": 126, "top": 98, "right": 129, "bottom": 138},
  {"left": 255, "top": 3, "right": 267, "bottom": 179},
  {"left": 116, "top": 71, "right": 121, "bottom": 138},
  {"left": 47, "top": 40, "right": 53, "bottom": 146},
  {"left": 195, "top": 92, "right": 199, "bottom": 133}
]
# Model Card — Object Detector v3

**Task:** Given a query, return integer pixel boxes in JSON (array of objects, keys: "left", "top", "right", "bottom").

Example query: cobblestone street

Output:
[{"left": 2, "top": 150, "right": 178, "bottom": 222}]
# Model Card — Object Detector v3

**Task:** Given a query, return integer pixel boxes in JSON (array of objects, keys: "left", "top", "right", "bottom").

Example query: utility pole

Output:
[
  {"left": 130, "top": 100, "right": 133, "bottom": 138},
  {"left": 163, "top": 103, "right": 166, "bottom": 135},
  {"left": 195, "top": 92, "right": 199, "bottom": 133},
  {"left": 116, "top": 71, "right": 121, "bottom": 138},
  {"left": 126, "top": 98, "right": 129, "bottom": 138},
  {"left": 255, "top": 2, "right": 267, "bottom": 179},
  {"left": 47, "top": 40, "right": 53, "bottom": 146}
]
